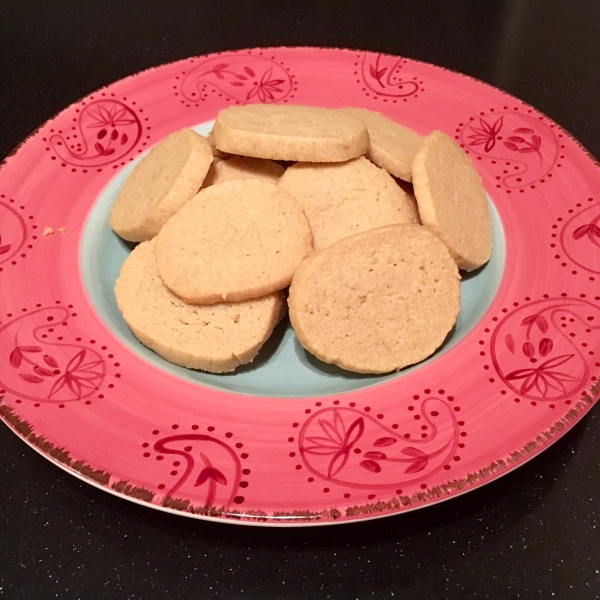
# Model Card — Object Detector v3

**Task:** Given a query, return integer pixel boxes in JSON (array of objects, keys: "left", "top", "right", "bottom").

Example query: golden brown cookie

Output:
[
  {"left": 278, "top": 156, "right": 418, "bottom": 251},
  {"left": 109, "top": 129, "right": 213, "bottom": 242},
  {"left": 288, "top": 224, "right": 460, "bottom": 374},
  {"left": 115, "top": 239, "right": 282, "bottom": 373},
  {"left": 155, "top": 179, "right": 313, "bottom": 304},
  {"left": 411, "top": 130, "right": 492, "bottom": 271},
  {"left": 211, "top": 104, "right": 369, "bottom": 162},
  {"left": 394, "top": 178, "right": 421, "bottom": 224},
  {"left": 202, "top": 155, "right": 285, "bottom": 188},
  {"left": 206, "top": 130, "right": 232, "bottom": 159},
  {"left": 338, "top": 107, "right": 423, "bottom": 182}
]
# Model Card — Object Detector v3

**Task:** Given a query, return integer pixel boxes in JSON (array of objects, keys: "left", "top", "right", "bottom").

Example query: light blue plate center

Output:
[{"left": 81, "top": 122, "right": 506, "bottom": 398}]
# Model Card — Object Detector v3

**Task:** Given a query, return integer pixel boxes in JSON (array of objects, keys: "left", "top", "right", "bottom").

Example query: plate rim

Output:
[{"left": 1, "top": 44, "right": 599, "bottom": 526}]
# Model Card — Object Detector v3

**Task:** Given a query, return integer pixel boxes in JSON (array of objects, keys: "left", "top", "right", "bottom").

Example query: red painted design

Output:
[
  {"left": 559, "top": 203, "right": 600, "bottom": 274},
  {"left": 358, "top": 53, "right": 422, "bottom": 99},
  {"left": 0, "top": 201, "right": 27, "bottom": 266},
  {"left": 151, "top": 434, "right": 243, "bottom": 506},
  {"left": 48, "top": 100, "right": 142, "bottom": 167},
  {"left": 458, "top": 111, "right": 559, "bottom": 190},
  {"left": 1, "top": 46, "right": 599, "bottom": 524},
  {"left": 0, "top": 307, "right": 106, "bottom": 403},
  {"left": 180, "top": 54, "right": 294, "bottom": 105},
  {"left": 298, "top": 399, "right": 460, "bottom": 489},
  {"left": 490, "top": 298, "right": 600, "bottom": 401}
]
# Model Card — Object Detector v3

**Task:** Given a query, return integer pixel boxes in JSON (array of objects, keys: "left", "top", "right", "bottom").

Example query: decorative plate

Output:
[{"left": 1, "top": 47, "right": 598, "bottom": 526}]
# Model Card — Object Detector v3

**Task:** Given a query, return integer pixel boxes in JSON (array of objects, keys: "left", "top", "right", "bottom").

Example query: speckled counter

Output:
[{"left": 0, "top": 2, "right": 599, "bottom": 598}]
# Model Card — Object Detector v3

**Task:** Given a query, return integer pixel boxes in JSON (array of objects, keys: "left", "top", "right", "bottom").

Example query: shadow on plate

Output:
[
  {"left": 460, "top": 262, "right": 487, "bottom": 281},
  {"left": 118, "top": 237, "right": 137, "bottom": 253},
  {"left": 298, "top": 321, "right": 458, "bottom": 380},
  {"left": 302, "top": 347, "right": 382, "bottom": 381},
  {"left": 218, "top": 317, "right": 289, "bottom": 376}
]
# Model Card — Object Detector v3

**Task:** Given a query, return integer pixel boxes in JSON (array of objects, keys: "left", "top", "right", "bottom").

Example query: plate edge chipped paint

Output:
[{"left": 0, "top": 46, "right": 599, "bottom": 526}]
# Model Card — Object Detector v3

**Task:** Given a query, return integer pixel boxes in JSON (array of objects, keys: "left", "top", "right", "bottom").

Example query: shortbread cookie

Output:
[
  {"left": 211, "top": 104, "right": 369, "bottom": 162},
  {"left": 155, "top": 179, "right": 313, "bottom": 304},
  {"left": 338, "top": 107, "right": 423, "bottom": 182},
  {"left": 411, "top": 130, "right": 492, "bottom": 271},
  {"left": 395, "top": 178, "right": 421, "bottom": 223},
  {"left": 288, "top": 224, "right": 460, "bottom": 374},
  {"left": 278, "top": 156, "right": 418, "bottom": 251},
  {"left": 109, "top": 129, "right": 213, "bottom": 242},
  {"left": 206, "top": 130, "right": 232, "bottom": 159},
  {"left": 115, "top": 239, "right": 282, "bottom": 373},
  {"left": 203, "top": 155, "right": 285, "bottom": 188}
]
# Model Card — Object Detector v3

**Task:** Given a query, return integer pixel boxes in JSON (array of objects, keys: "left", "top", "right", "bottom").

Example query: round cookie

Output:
[
  {"left": 211, "top": 104, "right": 369, "bottom": 162},
  {"left": 202, "top": 155, "right": 285, "bottom": 188},
  {"left": 115, "top": 239, "right": 283, "bottom": 373},
  {"left": 411, "top": 130, "right": 492, "bottom": 271},
  {"left": 288, "top": 224, "right": 461, "bottom": 374},
  {"left": 278, "top": 156, "right": 418, "bottom": 251},
  {"left": 338, "top": 107, "right": 423, "bottom": 182},
  {"left": 155, "top": 179, "right": 313, "bottom": 304},
  {"left": 109, "top": 129, "right": 213, "bottom": 242}
]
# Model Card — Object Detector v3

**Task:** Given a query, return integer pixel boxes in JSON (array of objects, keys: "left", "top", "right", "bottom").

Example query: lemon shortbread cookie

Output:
[
  {"left": 109, "top": 129, "right": 213, "bottom": 242},
  {"left": 288, "top": 224, "right": 460, "bottom": 374},
  {"left": 155, "top": 179, "right": 313, "bottom": 304},
  {"left": 338, "top": 107, "right": 423, "bottom": 182},
  {"left": 202, "top": 155, "right": 285, "bottom": 188},
  {"left": 211, "top": 104, "right": 369, "bottom": 162},
  {"left": 411, "top": 130, "right": 492, "bottom": 271},
  {"left": 115, "top": 239, "right": 282, "bottom": 373},
  {"left": 278, "top": 156, "right": 418, "bottom": 251}
]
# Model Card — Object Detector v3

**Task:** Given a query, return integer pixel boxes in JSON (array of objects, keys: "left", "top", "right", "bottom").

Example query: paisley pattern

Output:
[
  {"left": 558, "top": 202, "right": 600, "bottom": 275},
  {"left": 0, "top": 200, "right": 27, "bottom": 266},
  {"left": 179, "top": 53, "right": 294, "bottom": 105},
  {"left": 148, "top": 433, "right": 245, "bottom": 507},
  {"left": 47, "top": 99, "right": 142, "bottom": 168},
  {"left": 458, "top": 110, "right": 560, "bottom": 190},
  {"left": 489, "top": 298, "right": 600, "bottom": 402},
  {"left": 298, "top": 399, "right": 461, "bottom": 490},
  {"left": 357, "top": 53, "right": 422, "bottom": 99},
  {"left": 0, "top": 307, "right": 106, "bottom": 403},
  {"left": 0, "top": 47, "right": 597, "bottom": 524}
]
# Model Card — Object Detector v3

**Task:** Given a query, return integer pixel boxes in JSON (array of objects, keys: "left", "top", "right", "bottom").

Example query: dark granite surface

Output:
[{"left": 0, "top": 2, "right": 599, "bottom": 598}]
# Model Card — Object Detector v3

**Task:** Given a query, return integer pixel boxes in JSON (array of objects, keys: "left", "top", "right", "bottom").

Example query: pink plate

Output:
[{"left": 1, "top": 47, "right": 599, "bottom": 526}]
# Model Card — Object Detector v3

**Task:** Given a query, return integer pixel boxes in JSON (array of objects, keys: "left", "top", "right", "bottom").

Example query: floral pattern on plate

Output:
[{"left": 0, "top": 47, "right": 598, "bottom": 525}]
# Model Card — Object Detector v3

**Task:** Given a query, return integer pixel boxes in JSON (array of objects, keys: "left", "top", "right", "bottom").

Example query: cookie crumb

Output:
[
  {"left": 42, "top": 227, "right": 54, "bottom": 236},
  {"left": 58, "top": 227, "right": 67, "bottom": 233}
]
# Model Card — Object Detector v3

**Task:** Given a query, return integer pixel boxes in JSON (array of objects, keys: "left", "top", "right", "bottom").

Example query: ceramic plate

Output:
[{"left": 1, "top": 47, "right": 598, "bottom": 526}]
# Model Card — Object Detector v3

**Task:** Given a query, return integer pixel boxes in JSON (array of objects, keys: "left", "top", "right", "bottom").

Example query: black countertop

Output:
[{"left": 1, "top": 2, "right": 599, "bottom": 598}]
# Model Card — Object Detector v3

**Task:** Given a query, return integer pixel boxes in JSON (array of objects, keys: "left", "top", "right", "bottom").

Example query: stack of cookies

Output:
[{"left": 110, "top": 104, "right": 492, "bottom": 375}]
